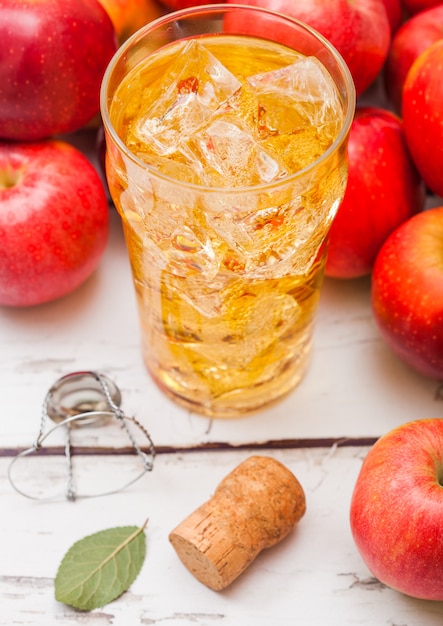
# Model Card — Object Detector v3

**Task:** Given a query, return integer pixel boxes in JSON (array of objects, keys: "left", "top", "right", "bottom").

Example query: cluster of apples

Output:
[
  {"left": 0, "top": 0, "right": 166, "bottom": 307},
  {"left": 0, "top": 0, "right": 112, "bottom": 306},
  {"left": 326, "top": 0, "right": 443, "bottom": 391}
]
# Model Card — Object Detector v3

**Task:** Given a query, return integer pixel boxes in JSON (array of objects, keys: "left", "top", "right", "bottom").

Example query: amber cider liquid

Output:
[{"left": 107, "top": 34, "right": 347, "bottom": 417}]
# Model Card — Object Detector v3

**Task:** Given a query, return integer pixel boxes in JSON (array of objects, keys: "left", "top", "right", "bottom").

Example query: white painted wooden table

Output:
[{"left": 2, "top": 123, "right": 443, "bottom": 624}]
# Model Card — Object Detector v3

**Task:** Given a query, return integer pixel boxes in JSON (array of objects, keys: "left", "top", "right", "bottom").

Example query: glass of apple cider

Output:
[{"left": 100, "top": 4, "right": 355, "bottom": 418}]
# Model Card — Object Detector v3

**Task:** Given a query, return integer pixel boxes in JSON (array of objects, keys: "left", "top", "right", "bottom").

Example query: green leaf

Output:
[{"left": 54, "top": 520, "right": 147, "bottom": 611}]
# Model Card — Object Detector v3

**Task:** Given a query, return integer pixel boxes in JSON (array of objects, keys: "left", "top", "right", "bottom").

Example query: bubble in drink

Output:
[{"left": 107, "top": 34, "right": 349, "bottom": 417}]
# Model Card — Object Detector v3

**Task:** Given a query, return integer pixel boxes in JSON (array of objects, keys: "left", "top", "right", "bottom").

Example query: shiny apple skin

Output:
[
  {"left": 0, "top": 0, "right": 118, "bottom": 141},
  {"left": 350, "top": 418, "right": 443, "bottom": 601}
]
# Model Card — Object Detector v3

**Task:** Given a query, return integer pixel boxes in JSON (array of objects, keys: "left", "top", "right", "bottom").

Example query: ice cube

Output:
[
  {"left": 185, "top": 283, "right": 302, "bottom": 368},
  {"left": 242, "top": 57, "right": 344, "bottom": 174},
  {"left": 167, "top": 224, "right": 219, "bottom": 279},
  {"left": 247, "top": 56, "right": 343, "bottom": 133},
  {"left": 183, "top": 118, "right": 288, "bottom": 187},
  {"left": 134, "top": 150, "right": 203, "bottom": 185},
  {"left": 130, "top": 40, "right": 242, "bottom": 156}
]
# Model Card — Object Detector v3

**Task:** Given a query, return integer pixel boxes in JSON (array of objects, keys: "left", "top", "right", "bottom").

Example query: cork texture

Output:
[{"left": 169, "top": 455, "right": 306, "bottom": 590}]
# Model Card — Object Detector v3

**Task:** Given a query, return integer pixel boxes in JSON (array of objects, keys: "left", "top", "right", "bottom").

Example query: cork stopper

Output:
[{"left": 169, "top": 455, "right": 306, "bottom": 590}]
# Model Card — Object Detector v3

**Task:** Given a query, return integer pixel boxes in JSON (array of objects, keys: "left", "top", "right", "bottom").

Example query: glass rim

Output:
[{"left": 100, "top": 2, "right": 356, "bottom": 196}]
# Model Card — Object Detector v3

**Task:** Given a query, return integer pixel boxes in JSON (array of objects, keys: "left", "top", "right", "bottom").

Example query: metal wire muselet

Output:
[{"left": 8, "top": 371, "right": 156, "bottom": 501}]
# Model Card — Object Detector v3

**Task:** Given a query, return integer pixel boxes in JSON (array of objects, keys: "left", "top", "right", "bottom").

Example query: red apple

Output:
[
  {"left": 381, "top": 0, "right": 403, "bottom": 32},
  {"left": 384, "top": 5, "right": 443, "bottom": 112},
  {"left": 97, "top": 0, "right": 164, "bottom": 43},
  {"left": 325, "top": 106, "right": 425, "bottom": 279},
  {"left": 225, "top": 0, "right": 391, "bottom": 96},
  {"left": 350, "top": 418, "right": 443, "bottom": 601},
  {"left": 0, "top": 0, "right": 118, "bottom": 141},
  {"left": 0, "top": 140, "right": 110, "bottom": 307},
  {"left": 402, "top": 0, "right": 443, "bottom": 16},
  {"left": 371, "top": 207, "right": 443, "bottom": 380},
  {"left": 402, "top": 39, "right": 443, "bottom": 198}
]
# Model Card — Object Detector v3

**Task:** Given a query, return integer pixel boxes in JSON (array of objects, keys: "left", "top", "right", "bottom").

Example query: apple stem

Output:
[{"left": 0, "top": 167, "right": 23, "bottom": 190}]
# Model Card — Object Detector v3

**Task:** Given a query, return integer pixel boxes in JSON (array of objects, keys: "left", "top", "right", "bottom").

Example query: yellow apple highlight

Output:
[{"left": 97, "top": 0, "right": 164, "bottom": 42}]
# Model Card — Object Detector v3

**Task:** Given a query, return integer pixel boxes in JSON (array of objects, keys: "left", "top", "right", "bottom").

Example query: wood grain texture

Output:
[{"left": 1, "top": 449, "right": 443, "bottom": 624}]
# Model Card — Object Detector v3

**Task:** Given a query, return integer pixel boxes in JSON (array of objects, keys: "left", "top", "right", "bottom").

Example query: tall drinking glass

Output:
[{"left": 100, "top": 4, "right": 355, "bottom": 418}]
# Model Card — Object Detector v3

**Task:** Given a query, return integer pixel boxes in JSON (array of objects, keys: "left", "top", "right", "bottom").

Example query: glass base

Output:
[{"left": 145, "top": 346, "right": 311, "bottom": 419}]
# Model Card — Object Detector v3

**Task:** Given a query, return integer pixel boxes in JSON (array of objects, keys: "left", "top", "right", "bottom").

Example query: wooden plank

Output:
[{"left": 1, "top": 448, "right": 442, "bottom": 624}]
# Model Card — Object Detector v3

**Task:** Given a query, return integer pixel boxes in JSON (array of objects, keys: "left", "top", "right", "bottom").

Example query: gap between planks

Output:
[{"left": 0, "top": 437, "right": 378, "bottom": 458}]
